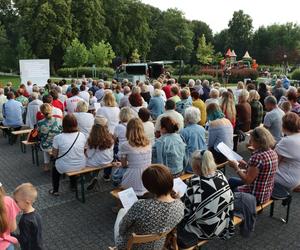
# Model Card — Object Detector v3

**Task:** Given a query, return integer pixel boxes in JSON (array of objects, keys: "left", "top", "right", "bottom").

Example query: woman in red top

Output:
[{"left": 50, "top": 90, "right": 64, "bottom": 113}]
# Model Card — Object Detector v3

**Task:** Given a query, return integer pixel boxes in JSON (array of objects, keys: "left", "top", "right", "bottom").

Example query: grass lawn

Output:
[
  {"left": 0, "top": 75, "right": 238, "bottom": 89},
  {"left": 0, "top": 75, "right": 21, "bottom": 88}
]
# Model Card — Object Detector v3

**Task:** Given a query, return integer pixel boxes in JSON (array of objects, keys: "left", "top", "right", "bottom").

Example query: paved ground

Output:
[{"left": 0, "top": 133, "right": 300, "bottom": 250}]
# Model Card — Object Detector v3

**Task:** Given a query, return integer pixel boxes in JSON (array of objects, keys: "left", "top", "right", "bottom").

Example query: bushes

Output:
[
  {"left": 57, "top": 67, "right": 114, "bottom": 78},
  {"left": 291, "top": 69, "right": 300, "bottom": 80},
  {"left": 198, "top": 68, "right": 258, "bottom": 83}
]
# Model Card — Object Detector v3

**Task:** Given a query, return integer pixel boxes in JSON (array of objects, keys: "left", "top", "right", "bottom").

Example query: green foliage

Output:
[
  {"left": 291, "top": 69, "right": 300, "bottom": 80},
  {"left": 16, "top": 37, "right": 33, "bottom": 60},
  {"left": 14, "top": 0, "right": 75, "bottom": 70},
  {"left": 102, "top": 0, "right": 151, "bottom": 59},
  {"left": 89, "top": 41, "right": 115, "bottom": 67},
  {"left": 130, "top": 49, "right": 141, "bottom": 63},
  {"left": 252, "top": 23, "right": 300, "bottom": 64},
  {"left": 189, "top": 20, "right": 213, "bottom": 64},
  {"left": 196, "top": 34, "right": 215, "bottom": 65},
  {"left": 0, "top": 22, "right": 15, "bottom": 71},
  {"left": 212, "top": 52, "right": 224, "bottom": 65},
  {"left": 57, "top": 67, "right": 114, "bottom": 78},
  {"left": 71, "top": 0, "right": 109, "bottom": 48},
  {"left": 228, "top": 10, "right": 253, "bottom": 57},
  {"left": 198, "top": 68, "right": 258, "bottom": 83},
  {"left": 149, "top": 8, "right": 193, "bottom": 62},
  {"left": 63, "top": 38, "right": 89, "bottom": 69}
]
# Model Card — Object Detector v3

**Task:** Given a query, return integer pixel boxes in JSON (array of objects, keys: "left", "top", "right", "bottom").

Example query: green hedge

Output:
[
  {"left": 198, "top": 68, "right": 258, "bottom": 83},
  {"left": 291, "top": 69, "right": 300, "bottom": 80},
  {"left": 57, "top": 67, "right": 115, "bottom": 78}
]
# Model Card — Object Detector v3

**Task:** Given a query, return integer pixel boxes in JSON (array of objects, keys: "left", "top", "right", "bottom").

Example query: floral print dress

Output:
[{"left": 37, "top": 117, "right": 62, "bottom": 151}]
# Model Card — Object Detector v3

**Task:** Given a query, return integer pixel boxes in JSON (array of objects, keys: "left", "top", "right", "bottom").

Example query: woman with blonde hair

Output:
[
  {"left": 0, "top": 183, "right": 20, "bottom": 250},
  {"left": 248, "top": 90, "right": 263, "bottom": 129},
  {"left": 37, "top": 103, "right": 62, "bottom": 171},
  {"left": 96, "top": 92, "right": 120, "bottom": 133},
  {"left": 74, "top": 100, "right": 94, "bottom": 139},
  {"left": 220, "top": 91, "right": 236, "bottom": 128},
  {"left": 86, "top": 116, "right": 115, "bottom": 189},
  {"left": 114, "top": 107, "right": 133, "bottom": 155},
  {"left": 229, "top": 126, "right": 278, "bottom": 204},
  {"left": 148, "top": 89, "right": 165, "bottom": 119},
  {"left": 112, "top": 118, "right": 152, "bottom": 197},
  {"left": 177, "top": 150, "right": 234, "bottom": 248}
]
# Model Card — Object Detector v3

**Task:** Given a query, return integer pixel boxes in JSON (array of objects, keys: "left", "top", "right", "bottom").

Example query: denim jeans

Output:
[{"left": 228, "top": 177, "right": 244, "bottom": 192}]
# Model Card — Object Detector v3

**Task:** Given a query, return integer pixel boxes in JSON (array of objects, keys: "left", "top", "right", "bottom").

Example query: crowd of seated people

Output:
[{"left": 2, "top": 74, "right": 300, "bottom": 249}]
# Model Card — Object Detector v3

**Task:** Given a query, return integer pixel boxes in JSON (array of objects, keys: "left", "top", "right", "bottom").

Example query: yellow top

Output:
[{"left": 192, "top": 99, "right": 207, "bottom": 126}]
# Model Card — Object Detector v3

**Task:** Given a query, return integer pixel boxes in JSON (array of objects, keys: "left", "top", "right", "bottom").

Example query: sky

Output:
[{"left": 141, "top": 0, "right": 300, "bottom": 33}]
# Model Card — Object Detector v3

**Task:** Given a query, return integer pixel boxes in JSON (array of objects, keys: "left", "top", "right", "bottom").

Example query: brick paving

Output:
[{"left": 0, "top": 134, "right": 299, "bottom": 249}]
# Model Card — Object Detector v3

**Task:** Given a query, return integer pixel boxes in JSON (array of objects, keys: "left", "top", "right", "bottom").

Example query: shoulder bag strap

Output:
[{"left": 55, "top": 132, "right": 80, "bottom": 160}]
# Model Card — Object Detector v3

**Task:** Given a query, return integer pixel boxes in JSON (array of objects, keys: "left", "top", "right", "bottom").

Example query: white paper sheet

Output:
[
  {"left": 217, "top": 142, "right": 243, "bottom": 161},
  {"left": 118, "top": 188, "right": 138, "bottom": 209},
  {"left": 173, "top": 178, "right": 187, "bottom": 198}
]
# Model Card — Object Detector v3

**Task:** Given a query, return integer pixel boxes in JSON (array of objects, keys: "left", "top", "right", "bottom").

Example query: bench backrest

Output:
[{"left": 126, "top": 229, "right": 174, "bottom": 250}]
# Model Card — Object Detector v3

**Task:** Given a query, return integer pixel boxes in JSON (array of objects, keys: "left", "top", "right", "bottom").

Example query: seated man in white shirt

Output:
[
  {"left": 155, "top": 99, "right": 184, "bottom": 138},
  {"left": 65, "top": 87, "right": 84, "bottom": 114},
  {"left": 26, "top": 92, "right": 43, "bottom": 128},
  {"left": 79, "top": 84, "right": 90, "bottom": 103}
]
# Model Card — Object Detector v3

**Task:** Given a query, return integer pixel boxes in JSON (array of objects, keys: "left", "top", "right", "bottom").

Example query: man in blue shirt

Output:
[{"left": 3, "top": 91, "right": 23, "bottom": 128}]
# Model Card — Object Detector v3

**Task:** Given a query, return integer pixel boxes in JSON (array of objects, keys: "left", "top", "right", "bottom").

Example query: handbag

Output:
[
  {"left": 51, "top": 132, "right": 80, "bottom": 163},
  {"left": 27, "top": 128, "right": 39, "bottom": 142}
]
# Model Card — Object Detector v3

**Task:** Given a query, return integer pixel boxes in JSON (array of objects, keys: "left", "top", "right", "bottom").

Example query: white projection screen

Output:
[{"left": 19, "top": 59, "right": 50, "bottom": 86}]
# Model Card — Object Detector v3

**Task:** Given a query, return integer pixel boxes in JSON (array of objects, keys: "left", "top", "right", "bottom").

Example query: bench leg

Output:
[
  {"left": 270, "top": 202, "right": 274, "bottom": 217},
  {"left": 20, "top": 135, "right": 26, "bottom": 153},
  {"left": 80, "top": 175, "right": 85, "bottom": 203},
  {"left": 31, "top": 146, "right": 35, "bottom": 164},
  {"left": 285, "top": 196, "right": 292, "bottom": 224},
  {"left": 74, "top": 175, "right": 85, "bottom": 203},
  {"left": 35, "top": 146, "right": 39, "bottom": 166}
]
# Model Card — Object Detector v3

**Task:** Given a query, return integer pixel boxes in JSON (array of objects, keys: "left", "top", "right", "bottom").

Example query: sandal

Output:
[{"left": 48, "top": 189, "right": 59, "bottom": 196}]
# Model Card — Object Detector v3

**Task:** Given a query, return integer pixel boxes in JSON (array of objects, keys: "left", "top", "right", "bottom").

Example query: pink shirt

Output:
[{"left": 0, "top": 196, "right": 20, "bottom": 249}]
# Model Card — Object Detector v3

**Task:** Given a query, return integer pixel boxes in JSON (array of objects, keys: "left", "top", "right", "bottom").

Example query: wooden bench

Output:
[
  {"left": 111, "top": 161, "right": 230, "bottom": 201},
  {"left": 66, "top": 162, "right": 121, "bottom": 203},
  {"left": 21, "top": 140, "right": 40, "bottom": 166},
  {"left": 12, "top": 129, "right": 32, "bottom": 152},
  {"left": 195, "top": 200, "right": 274, "bottom": 249}
]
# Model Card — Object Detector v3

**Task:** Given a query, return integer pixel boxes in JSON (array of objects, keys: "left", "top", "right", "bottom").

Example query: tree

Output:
[
  {"left": 213, "top": 29, "right": 230, "bottom": 55},
  {"left": 89, "top": 41, "right": 115, "bottom": 67},
  {"left": 63, "top": 38, "right": 89, "bottom": 77},
  {"left": 71, "top": 0, "right": 109, "bottom": 48},
  {"left": 212, "top": 52, "right": 224, "bottom": 65},
  {"left": 0, "top": 21, "right": 15, "bottom": 71},
  {"left": 130, "top": 49, "right": 140, "bottom": 63},
  {"left": 196, "top": 34, "right": 214, "bottom": 65},
  {"left": 150, "top": 8, "right": 193, "bottom": 62},
  {"left": 189, "top": 20, "right": 213, "bottom": 64},
  {"left": 228, "top": 10, "right": 253, "bottom": 57},
  {"left": 14, "top": 0, "right": 75, "bottom": 71},
  {"left": 103, "top": 0, "right": 151, "bottom": 60},
  {"left": 16, "top": 37, "right": 33, "bottom": 60}
]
